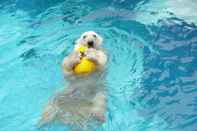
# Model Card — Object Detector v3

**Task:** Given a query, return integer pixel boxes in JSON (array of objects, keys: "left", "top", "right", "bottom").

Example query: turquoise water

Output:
[{"left": 0, "top": 0, "right": 197, "bottom": 131}]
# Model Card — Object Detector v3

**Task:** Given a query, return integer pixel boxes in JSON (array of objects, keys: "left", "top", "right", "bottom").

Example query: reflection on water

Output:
[
  {"left": 135, "top": 0, "right": 197, "bottom": 24},
  {"left": 132, "top": 18, "right": 197, "bottom": 131}
]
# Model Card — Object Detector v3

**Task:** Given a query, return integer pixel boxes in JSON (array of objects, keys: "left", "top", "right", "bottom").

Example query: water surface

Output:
[{"left": 0, "top": 0, "right": 197, "bottom": 131}]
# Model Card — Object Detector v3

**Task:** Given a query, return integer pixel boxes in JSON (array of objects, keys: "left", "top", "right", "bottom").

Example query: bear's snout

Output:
[{"left": 88, "top": 41, "right": 94, "bottom": 48}]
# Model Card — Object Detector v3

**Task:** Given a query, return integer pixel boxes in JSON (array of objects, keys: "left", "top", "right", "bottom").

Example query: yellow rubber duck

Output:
[{"left": 73, "top": 46, "right": 96, "bottom": 74}]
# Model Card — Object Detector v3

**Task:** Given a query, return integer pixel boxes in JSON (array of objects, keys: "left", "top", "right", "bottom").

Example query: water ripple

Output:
[
  {"left": 0, "top": 1, "right": 197, "bottom": 131},
  {"left": 133, "top": 19, "right": 197, "bottom": 131}
]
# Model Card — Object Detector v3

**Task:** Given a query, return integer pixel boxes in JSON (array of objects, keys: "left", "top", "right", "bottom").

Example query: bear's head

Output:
[{"left": 75, "top": 31, "right": 103, "bottom": 50}]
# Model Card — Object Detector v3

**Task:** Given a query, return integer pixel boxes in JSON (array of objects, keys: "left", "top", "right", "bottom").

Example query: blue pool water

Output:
[{"left": 0, "top": 0, "right": 197, "bottom": 131}]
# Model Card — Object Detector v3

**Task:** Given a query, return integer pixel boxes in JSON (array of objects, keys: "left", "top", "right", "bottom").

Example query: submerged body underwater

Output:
[{"left": 0, "top": 0, "right": 197, "bottom": 131}]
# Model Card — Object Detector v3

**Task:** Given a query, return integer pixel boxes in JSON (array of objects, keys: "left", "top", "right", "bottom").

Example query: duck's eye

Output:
[
  {"left": 93, "top": 34, "right": 97, "bottom": 38},
  {"left": 83, "top": 35, "right": 87, "bottom": 39}
]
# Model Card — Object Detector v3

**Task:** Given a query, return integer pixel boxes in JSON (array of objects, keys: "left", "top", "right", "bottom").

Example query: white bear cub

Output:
[{"left": 40, "top": 31, "right": 107, "bottom": 128}]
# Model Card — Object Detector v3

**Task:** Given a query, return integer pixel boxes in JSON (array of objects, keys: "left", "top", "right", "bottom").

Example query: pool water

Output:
[{"left": 0, "top": 0, "right": 197, "bottom": 131}]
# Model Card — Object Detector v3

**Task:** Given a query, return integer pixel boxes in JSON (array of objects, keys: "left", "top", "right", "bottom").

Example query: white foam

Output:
[{"left": 135, "top": 0, "right": 197, "bottom": 24}]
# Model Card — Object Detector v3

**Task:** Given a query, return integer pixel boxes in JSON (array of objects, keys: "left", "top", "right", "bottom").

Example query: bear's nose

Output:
[{"left": 88, "top": 41, "right": 94, "bottom": 47}]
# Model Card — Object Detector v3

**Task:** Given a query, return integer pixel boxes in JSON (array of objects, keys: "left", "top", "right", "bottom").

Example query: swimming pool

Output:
[{"left": 0, "top": 0, "right": 196, "bottom": 131}]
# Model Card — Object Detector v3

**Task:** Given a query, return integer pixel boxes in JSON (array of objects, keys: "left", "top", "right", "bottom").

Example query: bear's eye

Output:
[
  {"left": 83, "top": 35, "right": 87, "bottom": 39},
  {"left": 93, "top": 34, "right": 97, "bottom": 38}
]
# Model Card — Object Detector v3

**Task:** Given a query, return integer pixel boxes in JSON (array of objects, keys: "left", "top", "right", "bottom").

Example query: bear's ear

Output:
[
  {"left": 74, "top": 38, "right": 82, "bottom": 51},
  {"left": 96, "top": 34, "right": 103, "bottom": 46}
]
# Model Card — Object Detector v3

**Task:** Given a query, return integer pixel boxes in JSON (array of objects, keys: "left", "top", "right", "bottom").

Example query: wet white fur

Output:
[{"left": 40, "top": 31, "right": 107, "bottom": 128}]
